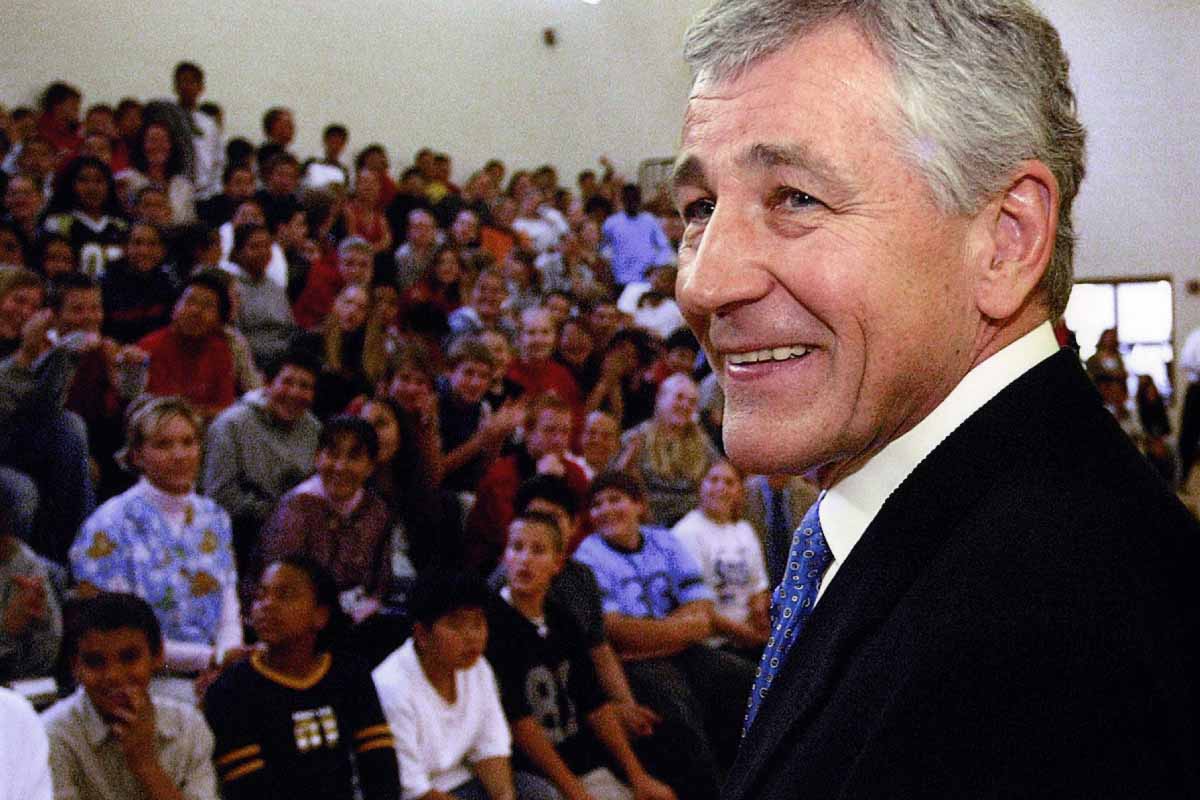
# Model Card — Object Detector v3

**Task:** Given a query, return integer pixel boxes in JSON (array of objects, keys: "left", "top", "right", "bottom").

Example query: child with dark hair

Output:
[
  {"left": 373, "top": 570, "right": 559, "bottom": 800},
  {"left": 41, "top": 156, "right": 129, "bottom": 278},
  {"left": 202, "top": 347, "right": 322, "bottom": 574},
  {"left": 41, "top": 592, "right": 219, "bottom": 800},
  {"left": 138, "top": 271, "right": 237, "bottom": 420},
  {"left": 203, "top": 556, "right": 400, "bottom": 800},
  {"left": 33, "top": 231, "right": 79, "bottom": 278},
  {"left": 358, "top": 396, "right": 461, "bottom": 570},
  {"left": 257, "top": 416, "right": 391, "bottom": 625},
  {"left": 35, "top": 81, "right": 83, "bottom": 160},
  {"left": 116, "top": 120, "right": 197, "bottom": 224},
  {"left": 100, "top": 221, "right": 180, "bottom": 344}
]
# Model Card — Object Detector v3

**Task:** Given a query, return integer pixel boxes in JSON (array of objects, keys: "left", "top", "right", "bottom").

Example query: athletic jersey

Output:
[
  {"left": 204, "top": 650, "right": 399, "bottom": 800},
  {"left": 485, "top": 595, "right": 610, "bottom": 777},
  {"left": 42, "top": 212, "right": 129, "bottom": 279}
]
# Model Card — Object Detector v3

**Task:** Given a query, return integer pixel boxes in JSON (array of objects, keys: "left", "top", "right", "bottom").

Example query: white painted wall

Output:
[
  {"left": 0, "top": 0, "right": 707, "bottom": 182},
  {"left": 2, "top": 0, "right": 1196, "bottom": 339},
  {"left": 1043, "top": 0, "right": 1200, "bottom": 345}
]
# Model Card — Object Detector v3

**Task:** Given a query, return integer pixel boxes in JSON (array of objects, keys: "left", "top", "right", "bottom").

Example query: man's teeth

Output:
[{"left": 727, "top": 346, "right": 811, "bottom": 365}]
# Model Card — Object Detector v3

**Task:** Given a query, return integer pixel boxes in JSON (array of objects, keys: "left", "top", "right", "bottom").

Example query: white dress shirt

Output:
[{"left": 816, "top": 322, "right": 1059, "bottom": 603}]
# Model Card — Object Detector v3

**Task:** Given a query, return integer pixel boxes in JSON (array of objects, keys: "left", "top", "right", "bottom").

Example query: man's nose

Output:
[{"left": 676, "top": 201, "right": 773, "bottom": 319}]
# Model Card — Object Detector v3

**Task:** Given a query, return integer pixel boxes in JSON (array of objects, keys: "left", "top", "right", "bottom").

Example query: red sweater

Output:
[
  {"left": 291, "top": 251, "right": 343, "bottom": 330},
  {"left": 138, "top": 327, "right": 236, "bottom": 417}
]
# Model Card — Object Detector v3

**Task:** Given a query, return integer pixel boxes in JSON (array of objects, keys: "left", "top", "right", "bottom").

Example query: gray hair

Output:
[{"left": 683, "top": 0, "right": 1086, "bottom": 319}]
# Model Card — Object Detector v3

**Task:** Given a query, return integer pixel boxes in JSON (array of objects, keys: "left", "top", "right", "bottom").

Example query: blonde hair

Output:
[
  {"left": 322, "top": 285, "right": 388, "bottom": 384},
  {"left": 644, "top": 422, "right": 713, "bottom": 484},
  {"left": 116, "top": 395, "right": 203, "bottom": 472}
]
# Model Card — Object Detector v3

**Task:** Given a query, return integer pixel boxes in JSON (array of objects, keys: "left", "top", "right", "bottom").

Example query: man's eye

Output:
[
  {"left": 681, "top": 198, "right": 715, "bottom": 224},
  {"left": 771, "top": 187, "right": 822, "bottom": 211}
]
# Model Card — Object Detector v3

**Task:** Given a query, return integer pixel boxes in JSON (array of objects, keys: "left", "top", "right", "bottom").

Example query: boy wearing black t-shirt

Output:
[{"left": 487, "top": 512, "right": 676, "bottom": 800}]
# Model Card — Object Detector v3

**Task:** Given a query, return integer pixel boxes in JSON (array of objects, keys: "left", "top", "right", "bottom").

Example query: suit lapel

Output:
[{"left": 724, "top": 350, "right": 1090, "bottom": 799}]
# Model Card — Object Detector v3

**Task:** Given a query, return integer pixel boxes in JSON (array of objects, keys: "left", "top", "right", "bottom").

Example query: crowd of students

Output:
[{"left": 0, "top": 65, "right": 814, "bottom": 800}]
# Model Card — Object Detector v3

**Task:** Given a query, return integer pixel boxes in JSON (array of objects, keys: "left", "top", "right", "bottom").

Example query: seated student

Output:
[
  {"left": 291, "top": 235, "right": 373, "bottom": 331},
  {"left": 257, "top": 416, "right": 390, "bottom": 625},
  {"left": 202, "top": 347, "right": 322, "bottom": 572},
  {"left": 358, "top": 396, "right": 462, "bottom": 573},
  {"left": 342, "top": 168, "right": 393, "bottom": 256},
  {"left": 579, "top": 411, "right": 621, "bottom": 479},
  {"left": 506, "top": 306, "right": 584, "bottom": 434},
  {"left": 204, "top": 556, "right": 400, "bottom": 800},
  {"left": 586, "top": 327, "right": 658, "bottom": 432},
  {"left": 504, "top": 477, "right": 660, "bottom": 739},
  {"left": 196, "top": 162, "right": 256, "bottom": 229},
  {"left": 376, "top": 342, "right": 444, "bottom": 483},
  {"left": 0, "top": 267, "right": 96, "bottom": 562},
  {"left": 448, "top": 267, "right": 510, "bottom": 340},
  {"left": 648, "top": 328, "right": 699, "bottom": 385},
  {"left": 439, "top": 337, "right": 523, "bottom": 494},
  {"left": 615, "top": 374, "right": 718, "bottom": 527},
  {"left": 254, "top": 153, "right": 302, "bottom": 235},
  {"left": 0, "top": 481, "right": 64, "bottom": 683},
  {"left": 138, "top": 271, "right": 237, "bottom": 421},
  {"left": 41, "top": 592, "right": 219, "bottom": 800},
  {"left": 40, "top": 156, "right": 129, "bottom": 279},
  {"left": 98, "top": 221, "right": 180, "bottom": 345},
  {"left": 373, "top": 570, "right": 559, "bottom": 800},
  {"left": 226, "top": 222, "right": 297, "bottom": 374},
  {"left": 573, "top": 471, "right": 754, "bottom": 798},
  {"left": 487, "top": 511, "right": 677, "bottom": 800},
  {"left": 509, "top": 478, "right": 717, "bottom": 800},
  {"left": 478, "top": 329, "right": 524, "bottom": 410},
  {"left": 312, "top": 284, "right": 387, "bottom": 420},
  {"left": 669, "top": 460, "right": 770, "bottom": 659},
  {"left": 71, "top": 397, "right": 242, "bottom": 699},
  {"left": 52, "top": 274, "right": 149, "bottom": 494},
  {"left": 115, "top": 120, "right": 197, "bottom": 225},
  {"left": 467, "top": 393, "right": 589, "bottom": 571}
]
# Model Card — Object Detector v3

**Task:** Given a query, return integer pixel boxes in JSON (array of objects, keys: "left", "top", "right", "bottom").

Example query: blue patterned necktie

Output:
[{"left": 744, "top": 498, "right": 833, "bottom": 732}]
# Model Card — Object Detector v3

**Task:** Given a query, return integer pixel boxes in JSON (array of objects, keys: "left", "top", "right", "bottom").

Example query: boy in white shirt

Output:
[{"left": 372, "top": 571, "right": 559, "bottom": 800}]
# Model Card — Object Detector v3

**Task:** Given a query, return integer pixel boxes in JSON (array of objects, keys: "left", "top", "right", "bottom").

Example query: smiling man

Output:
[{"left": 672, "top": 1, "right": 1200, "bottom": 796}]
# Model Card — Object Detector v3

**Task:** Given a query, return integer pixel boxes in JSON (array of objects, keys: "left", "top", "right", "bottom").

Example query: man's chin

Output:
[{"left": 722, "top": 417, "right": 825, "bottom": 478}]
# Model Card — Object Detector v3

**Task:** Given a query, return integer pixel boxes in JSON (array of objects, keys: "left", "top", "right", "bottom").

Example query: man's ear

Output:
[{"left": 973, "top": 160, "right": 1059, "bottom": 321}]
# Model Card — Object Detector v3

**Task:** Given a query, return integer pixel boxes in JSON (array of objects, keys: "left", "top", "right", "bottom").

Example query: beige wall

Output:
[{"left": 0, "top": 0, "right": 707, "bottom": 181}]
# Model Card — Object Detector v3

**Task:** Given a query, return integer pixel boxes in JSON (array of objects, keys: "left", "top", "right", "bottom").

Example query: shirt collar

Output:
[
  {"left": 78, "top": 688, "right": 181, "bottom": 747},
  {"left": 820, "top": 322, "right": 1059, "bottom": 568},
  {"left": 295, "top": 474, "right": 363, "bottom": 516},
  {"left": 133, "top": 477, "right": 196, "bottom": 518}
]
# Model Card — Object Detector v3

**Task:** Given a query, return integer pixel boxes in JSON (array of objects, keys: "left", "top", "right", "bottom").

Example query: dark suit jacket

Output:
[{"left": 725, "top": 350, "right": 1200, "bottom": 798}]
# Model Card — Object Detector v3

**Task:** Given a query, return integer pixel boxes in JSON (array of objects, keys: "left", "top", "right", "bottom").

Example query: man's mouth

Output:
[{"left": 726, "top": 345, "right": 811, "bottom": 365}]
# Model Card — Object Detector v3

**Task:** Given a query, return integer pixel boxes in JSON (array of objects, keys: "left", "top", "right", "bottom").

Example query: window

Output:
[{"left": 1063, "top": 278, "right": 1174, "bottom": 396}]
